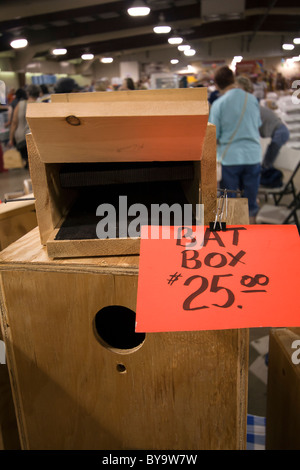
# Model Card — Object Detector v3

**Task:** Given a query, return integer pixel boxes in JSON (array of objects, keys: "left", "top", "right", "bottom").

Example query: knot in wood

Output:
[{"left": 66, "top": 115, "right": 81, "bottom": 126}]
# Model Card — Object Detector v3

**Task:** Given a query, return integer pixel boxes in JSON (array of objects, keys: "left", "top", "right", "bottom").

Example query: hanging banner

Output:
[
  {"left": 136, "top": 225, "right": 300, "bottom": 332},
  {"left": 235, "top": 60, "right": 264, "bottom": 75}
]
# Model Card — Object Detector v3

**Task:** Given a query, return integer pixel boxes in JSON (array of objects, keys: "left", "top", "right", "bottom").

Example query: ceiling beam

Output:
[
  {"left": 0, "top": 1, "right": 125, "bottom": 32},
  {"left": 247, "top": 0, "right": 278, "bottom": 49},
  {"left": 0, "top": 0, "right": 120, "bottom": 22},
  {"left": 0, "top": 3, "right": 201, "bottom": 53},
  {"left": 43, "top": 14, "right": 300, "bottom": 61}
]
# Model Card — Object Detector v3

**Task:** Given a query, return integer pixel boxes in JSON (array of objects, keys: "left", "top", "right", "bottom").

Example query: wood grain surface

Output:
[
  {"left": 0, "top": 195, "right": 37, "bottom": 252},
  {"left": 27, "top": 89, "right": 209, "bottom": 164},
  {"left": 266, "top": 328, "right": 300, "bottom": 450}
]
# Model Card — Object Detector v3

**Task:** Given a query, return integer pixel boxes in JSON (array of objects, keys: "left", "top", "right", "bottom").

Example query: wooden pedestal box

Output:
[
  {"left": 0, "top": 196, "right": 36, "bottom": 449},
  {"left": 26, "top": 88, "right": 216, "bottom": 259},
  {"left": 266, "top": 328, "right": 300, "bottom": 450},
  {"left": 0, "top": 199, "right": 249, "bottom": 450}
]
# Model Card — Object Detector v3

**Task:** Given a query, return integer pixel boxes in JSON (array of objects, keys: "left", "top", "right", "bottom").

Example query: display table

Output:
[{"left": 0, "top": 198, "right": 249, "bottom": 450}]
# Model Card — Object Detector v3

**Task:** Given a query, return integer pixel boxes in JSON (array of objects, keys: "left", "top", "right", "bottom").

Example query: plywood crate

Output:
[
  {"left": 0, "top": 199, "right": 249, "bottom": 450},
  {"left": 26, "top": 88, "right": 216, "bottom": 259},
  {"left": 0, "top": 195, "right": 37, "bottom": 449}
]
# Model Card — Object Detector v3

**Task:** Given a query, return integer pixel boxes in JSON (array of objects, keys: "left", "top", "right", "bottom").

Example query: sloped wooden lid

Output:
[{"left": 26, "top": 88, "right": 209, "bottom": 163}]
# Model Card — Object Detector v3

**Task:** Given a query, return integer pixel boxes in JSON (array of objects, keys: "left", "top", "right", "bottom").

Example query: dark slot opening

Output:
[
  {"left": 55, "top": 162, "right": 196, "bottom": 241},
  {"left": 59, "top": 161, "right": 194, "bottom": 188}
]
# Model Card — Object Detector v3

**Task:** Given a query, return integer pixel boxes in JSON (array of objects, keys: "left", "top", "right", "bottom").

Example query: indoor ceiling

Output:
[{"left": 0, "top": 0, "right": 300, "bottom": 63}]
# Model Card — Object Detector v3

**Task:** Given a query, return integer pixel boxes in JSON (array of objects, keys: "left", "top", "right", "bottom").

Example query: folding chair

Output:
[
  {"left": 259, "top": 142, "right": 300, "bottom": 207},
  {"left": 256, "top": 192, "right": 300, "bottom": 233}
]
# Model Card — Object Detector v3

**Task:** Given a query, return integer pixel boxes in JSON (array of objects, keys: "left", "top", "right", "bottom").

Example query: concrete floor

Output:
[{"left": 248, "top": 327, "right": 270, "bottom": 417}]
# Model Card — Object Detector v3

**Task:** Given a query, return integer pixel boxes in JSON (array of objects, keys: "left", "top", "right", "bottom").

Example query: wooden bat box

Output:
[
  {"left": 26, "top": 88, "right": 216, "bottom": 259},
  {"left": 0, "top": 197, "right": 249, "bottom": 450}
]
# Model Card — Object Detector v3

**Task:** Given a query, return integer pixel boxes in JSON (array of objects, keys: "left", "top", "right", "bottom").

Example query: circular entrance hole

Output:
[{"left": 94, "top": 305, "right": 146, "bottom": 353}]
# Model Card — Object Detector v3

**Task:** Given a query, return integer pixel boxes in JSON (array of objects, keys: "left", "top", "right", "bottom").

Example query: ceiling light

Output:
[
  {"left": 178, "top": 44, "right": 190, "bottom": 52},
  {"left": 184, "top": 49, "right": 196, "bottom": 56},
  {"left": 282, "top": 43, "right": 295, "bottom": 51},
  {"left": 233, "top": 55, "right": 243, "bottom": 62},
  {"left": 52, "top": 48, "right": 67, "bottom": 55},
  {"left": 81, "top": 53, "right": 94, "bottom": 60},
  {"left": 153, "top": 14, "right": 171, "bottom": 34},
  {"left": 293, "top": 37, "right": 300, "bottom": 44},
  {"left": 170, "top": 59, "right": 179, "bottom": 64},
  {"left": 168, "top": 35, "right": 183, "bottom": 45},
  {"left": 101, "top": 57, "right": 113, "bottom": 63},
  {"left": 10, "top": 38, "right": 28, "bottom": 49},
  {"left": 127, "top": 1, "right": 150, "bottom": 17},
  {"left": 153, "top": 25, "right": 171, "bottom": 34}
]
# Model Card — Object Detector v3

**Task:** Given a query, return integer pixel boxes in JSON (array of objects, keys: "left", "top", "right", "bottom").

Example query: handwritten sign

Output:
[{"left": 135, "top": 225, "right": 300, "bottom": 332}]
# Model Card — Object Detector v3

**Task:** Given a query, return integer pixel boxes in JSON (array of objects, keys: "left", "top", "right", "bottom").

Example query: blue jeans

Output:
[
  {"left": 263, "top": 124, "right": 290, "bottom": 169},
  {"left": 221, "top": 163, "right": 261, "bottom": 217}
]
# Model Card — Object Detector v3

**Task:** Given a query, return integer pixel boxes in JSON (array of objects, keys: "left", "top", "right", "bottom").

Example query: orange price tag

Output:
[{"left": 136, "top": 225, "right": 300, "bottom": 332}]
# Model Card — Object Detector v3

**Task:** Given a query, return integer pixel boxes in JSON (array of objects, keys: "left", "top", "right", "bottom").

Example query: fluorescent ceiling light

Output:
[
  {"left": 168, "top": 36, "right": 183, "bottom": 45},
  {"left": 184, "top": 49, "right": 196, "bottom": 56},
  {"left": 101, "top": 57, "right": 113, "bottom": 63},
  {"left": 52, "top": 48, "right": 67, "bottom": 55},
  {"left": 81, "top": 53, "right": 94, "bottom": 60},
  {"left": 127, "top": 1, "right": 150, "bottom": 16},
  {"left": 170, "top": 59, "right": 179, "bottom": 64},
  {"left": 178, "top": 44, "right": 190, "bottom": 51},
  {"left": 10, "top": 38, "right": 28, "bottom": 49},
  {"left": 153, "top": 14, "right": 171, "bottom": 34},
  {"left": 153, "top": 24, "right": 171, "bottom": 34},
  {"left": 282, "top": 43, "right": 295, "bottom": 50},
  {"left": 293, "top": 37, "right": 300, "bottom": 44}
]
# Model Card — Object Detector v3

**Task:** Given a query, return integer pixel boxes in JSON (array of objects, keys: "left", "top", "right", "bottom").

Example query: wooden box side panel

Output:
[
  {"left": 200, "top": 123, "right": 217, "bottom": 225},
  {"left": 27, "top": 133, "right": 77, "bottom": 245},
  {"left": 266, "top": 328, "right": 300, "bottom": 450},
  {"left": 46, "top": 232, "right": 141, "bottom": 259},
  {"left": 1, "top": 268, "right": 248, "bottom": 450}
]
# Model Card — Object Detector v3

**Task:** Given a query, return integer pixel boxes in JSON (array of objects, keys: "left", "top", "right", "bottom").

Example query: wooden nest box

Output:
[{"left": 26, "top": 88, "right": 216, "bottom": 258}]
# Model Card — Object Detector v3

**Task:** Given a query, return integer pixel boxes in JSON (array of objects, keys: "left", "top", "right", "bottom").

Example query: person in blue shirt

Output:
[{"left": 209, "top": 66, "right": 262, "bottom": 222}]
